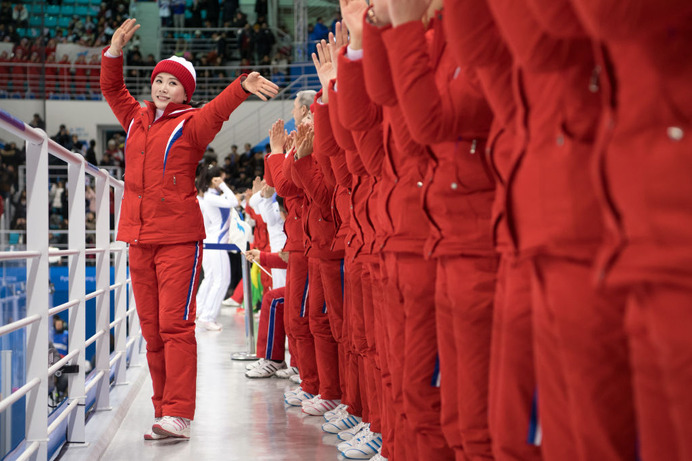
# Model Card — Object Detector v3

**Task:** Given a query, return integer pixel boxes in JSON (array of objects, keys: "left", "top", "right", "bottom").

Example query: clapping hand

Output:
[
  {"left": 389, "top": 0, "right": 433, "bottom": 26},
  {"left": 339, "top": 0, "right": 368, "bottom": 49},
  {"left": 312, "top": 39, "right": 336, "bottom": 95},
  {"left": 269, "top": 119, "right": 287, "bottom": 153},
  {"left": 294, "top": 123, "right": 314, "bottom": 160}
]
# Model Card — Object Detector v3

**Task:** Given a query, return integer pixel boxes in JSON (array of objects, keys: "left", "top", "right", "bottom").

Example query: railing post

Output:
[
  {"left": 111, "top": 184, "right": 127, "bottom": 385},
  {"left": 93, "top": 173, "right": 110, "bottom": 410},
  {"left": 24, "top": 131, "right": 49, "bottom": 460},
  {"left": 66, "top": 159, "right": 86, "bottom": 444},
  {"left": 1, "top": 350, "right": 12, "bottom": 456}
]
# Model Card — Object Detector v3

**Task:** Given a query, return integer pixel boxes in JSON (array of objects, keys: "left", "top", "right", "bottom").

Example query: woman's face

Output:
[{"left": 151, "top": 72, "right": 187, "bottom": 110}]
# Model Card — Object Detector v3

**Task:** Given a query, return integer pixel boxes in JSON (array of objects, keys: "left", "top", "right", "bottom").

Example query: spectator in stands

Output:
[
  {"left": 206, "top": 0, "right": 220, "bottom": 27},
  {"left": 74, "top": 55, "right": 89, "bottom": 95},
  {"left": 0, "top": 50, "right": 8, "bottom": 93},
  {"left": 230, "top": 10, "right": 248, "bottom": 29},
  {"left": 86, "top": 140, "right": 98, "bottom": 165},
  {"left": 255, "top": 0, "right": 268, "bottom": 23},
  {"left": 88, "top": 54, "right": 101, "bottom": 94},
  {"left": 313, "top": 17, "right": 329, "bottom": 40},
  {"left": 50, "top": 180, "right": 65, "bottom": 216},
  {"left": 255, "top": 22, "right": 275, "bottom": 64},
  {"left": 238, "top": 23, "right": 254, "bottom": 62},
  {"left": 12, "top": 4, "right": 28, "bottom": 28},
  {"left": 57, "top": 54, "right": 72, "bottom": 94},
  {"left": 105, "top": 139, "right": 124, "bottom": 167},
  {"left": 71, "top": 134, "right": 86, "bottom": 156},
  {"left": 171, "top": 0, "right": 185, "bottom": 29},
  {"left": 29, "top": 114, "right": 46, "bottom": 131},
  {"left": 0, "top": 2, "right": 12, "bottom": 27},
  {"left": 53, "top": 125, "right": 72, "bottom": 150},
  {"left": 222, "top": 0, "right": 239, "bottom": 26},
  {"left": 0, "top": 142, "right": 18, "bottom": 166},
  {"left": 27, "top": 53, "right": 43, "bottom": 95}
]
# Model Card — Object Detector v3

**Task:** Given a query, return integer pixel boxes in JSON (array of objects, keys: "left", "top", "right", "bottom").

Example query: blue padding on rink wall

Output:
[{"left": 3, "top": 342, "right": 137, "bottom": 461}]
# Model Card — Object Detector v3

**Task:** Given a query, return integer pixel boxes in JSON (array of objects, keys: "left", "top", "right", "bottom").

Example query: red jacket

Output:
[
  {"left": 445, "top": 0, "right": 517, "bottom": 255},
  {"left": 383, "top": 15, "right": 495, "bottom": 258},
  {"left": 100, "top": 48, "right": 248, "bottom": 245},
  {"left": 569, "top": 0, "right": 692, "bottom": 285},
  {"left": 291, "top": 145, "right": 345, "bottom": 260},
  {"left": 487, "top": 0, "right": 603, "bottom": 260},
  {"left": 328, "top": 80, "right": 380, "bottom": 258},
  {"left": 265, "top": 152, "right": 305, "bottom": 253},
  {"left": 246, "top": 203, "right": 270, "bottom": 251},
  {"left": 338, "top": 18, "right": 432, "bottom": 255}
]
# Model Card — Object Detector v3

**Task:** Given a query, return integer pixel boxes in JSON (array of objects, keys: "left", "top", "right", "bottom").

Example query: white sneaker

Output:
[
  {"left": 338, "top": 422, "right": 368, "bottom": 442},
  {"left": 245, "top": 358, "right": 265, "bottom": 371},
  {"left": 283, "top": 386, "right": 302, "bottom": 399},
  {"left": 143, "top": 418, "right": 169, "bottom": 440},
  {"left": 324, "top": 403, "right": 349, "bottom": 421},
  {"left": 322, "top": 413, "right": 361, "bottom": 433},
  {"left": 338, "top": 426, "right": 373, "bottom": 450},
  {"left": 289, "top": 374, "right": 302, "bottom": 384},
  {"left": 152, "top": 416, "right": 191, "bottom": 439},
  {"left": 245, "top": 360, "right": 286, "bottom": 378},
  {"left": 303, "top": 397, "right": 341, "bottom": 416},
  {"left": 275, "top": 366, "right": 299, "bottom": 379},
  {"left": 341, "top": 430, "right": 382, "bottom": 459},
  {"left": 285, "top": 389, "right": 315, "bottom": 406},
  {"left": 198, "top": 320, "right": 222, "bottom": 331},
  {"left": 222, "top": 297, "right": 242, "bottom": 307}
]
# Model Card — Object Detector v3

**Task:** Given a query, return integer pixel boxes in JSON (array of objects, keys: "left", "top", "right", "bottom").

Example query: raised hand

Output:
[
  {"left": 252, "top": 176, "right": 263, "bottom": 195},
  {"left": 371, "top": 0, "right": 392, "bottom": 26},
  {"left": 269, "top": 119, "right": 286, "bottom": 153},
  {"left": 109, "top": 18, "right": 140, "bottom": 56},
  {"left": 295, "top": 124, "right": 314, "bottom": 160},
  {"left": 261, "top": 183, "right": 275, "bottom": 199},
  {"left": 333, "top": 21, "right": 349, "bottom": 50},
  {"left": 211, "top": 176, "right": 224, "bottom": 190},
  {"left": 339, "top": 0, "right": 368, "bottom": 48},
  {"left": 242, "top": 72, "right": 280, "bottom": 101},
  {"left": 285, "top": 130, "right": 297, "bottom": 152},
  {"left": 389, "top": 0, "right": 432, "bottom": 26},
  {"left": 312, "top": 40, "right": 336, "bottom": 97}
]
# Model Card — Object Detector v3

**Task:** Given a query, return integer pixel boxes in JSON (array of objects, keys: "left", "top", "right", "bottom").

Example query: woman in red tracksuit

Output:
[
  {"left": 101, "top": 19, "right": 278, "bottom": 440},
  {"left": 566, "top": 2, "right": 692, "bottom": 460}
]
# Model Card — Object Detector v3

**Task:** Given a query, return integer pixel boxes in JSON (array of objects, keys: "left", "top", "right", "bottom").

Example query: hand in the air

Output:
[
  {"left": 389, "top": 0, "right": 432, "bottom": 26},
  {"left": 242, "top": 72, "right": 280, "bottom": 101},
  {"left": 109, "top": 18, "right": 140, "bottom": 56},
  {"left": 269, "top": 119, "right": 287, "bottom": 153}
]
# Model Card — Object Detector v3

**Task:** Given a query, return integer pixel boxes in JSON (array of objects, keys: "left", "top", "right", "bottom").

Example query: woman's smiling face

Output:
[{"left": 151, "top": 72, "right": 187, "bottom": 109}]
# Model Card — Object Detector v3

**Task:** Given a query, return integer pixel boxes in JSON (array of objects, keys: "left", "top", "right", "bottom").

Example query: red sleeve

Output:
[
  {"left": 362, "top": 16, "right": 398, "bottom": 107},
  {"left": 569, "top": 0, "right": 692, "bottom": 39},
  {"left": 327, "top": 82, "right": 357, "bottom": 152},
  {"left": 487, "top": 0, "right": 592, "bottom": 72},
  {"left": 384, "top": 19, "right": 493, "bottom": 143},
  {"left": 186, "top": 76, "right": 249, "bottom": 149},
  {"left": 263, "top": 154, "right": 274, "bottom": 187},
  {"left": 351, "top": 129, "right": 384, "bottom": 178},
  {"left": 100, "top": 48, "right": 140, "bottom": 131},
  {"left": 330, "top": 150, "right": 353, "bottom": 188},
  {"left": 313, "top": 96, "right": 343, "bottom": 158},
  {"left": 267, "top": 152, "right": 302, "bottom": 197},
  {"left": 259, "top": 251, "right": 288, "bottom": 269},
  {"left": 336, "top": 48, "right": 383, "bottom": 131},
  {"left": 443, "top": 0, "right": 512, "bottom": 68},
  {"left": 526, "top": 0, "right": 587, "bottom": 37},
  {"left": 293, "top": 156, "right": 333, "bottom": 217}
]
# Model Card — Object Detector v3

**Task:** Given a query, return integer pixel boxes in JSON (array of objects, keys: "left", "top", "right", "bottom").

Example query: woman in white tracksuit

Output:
[
  {"left": 196, "top": 165, "right": 239, "bottom": 331},
  {"left": 248, "top": 184, "right": 287, "bottom": 288}
]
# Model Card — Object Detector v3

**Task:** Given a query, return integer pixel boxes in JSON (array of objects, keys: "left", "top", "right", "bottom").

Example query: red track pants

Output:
[
  {"left": 361, "top": 262, "right": 382, "bottom": 434},
  {"left": 129, "top": 241, "right": 203, "bottom": 420},
  {"left": 436, "top": 255, "right": 498, "bottom": 461},
  {"left": 287, "top": 251, "right": 316, "bottom": 393},
  {"left": 384, "top": 252, "right": 453, "bottom": 461},
  {"left": 343, "top": 254, "right": 364, "bottom": 418},
  {"left": 628, "top": 285, "right": 692, "bottom": 461},
  {"left": 489, "top": 256, "right": 542, "bottom": 461},
  {"left": 256, "top": 287, "right": 286, "bottom": 361},
  {"left": 307, "top": 257, "right": 340, "bottom": 400},
  {"left": 531, "top": 256, "right": 636, "bottom": 461}
]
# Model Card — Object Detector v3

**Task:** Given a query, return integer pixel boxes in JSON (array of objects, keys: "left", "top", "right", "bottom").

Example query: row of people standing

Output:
[{"left": 248, "top": 0, "right": 692, "bottom": 460}]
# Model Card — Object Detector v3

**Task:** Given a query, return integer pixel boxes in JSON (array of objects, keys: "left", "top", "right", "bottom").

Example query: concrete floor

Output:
[{"left": 85, "top": 307, "right": 345, "bottom": 461}]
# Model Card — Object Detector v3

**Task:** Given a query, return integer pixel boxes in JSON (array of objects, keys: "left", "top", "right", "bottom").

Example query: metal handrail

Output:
[
  {"left": 0, "top": 378, "right": 41, "bottom": 415},
  {"left": 0, "top": 315, "right": 41, "bottom": 338}
]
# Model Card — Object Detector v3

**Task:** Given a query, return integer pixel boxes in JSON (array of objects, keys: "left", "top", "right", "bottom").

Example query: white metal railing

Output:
[{"left": 0, "top": 108, "right": 139, "bottom": 460}]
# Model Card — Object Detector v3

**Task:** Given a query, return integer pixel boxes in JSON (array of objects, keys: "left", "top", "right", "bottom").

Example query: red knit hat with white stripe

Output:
[{"left": 151, "top": 56, "right": 196, "bottom": 103}]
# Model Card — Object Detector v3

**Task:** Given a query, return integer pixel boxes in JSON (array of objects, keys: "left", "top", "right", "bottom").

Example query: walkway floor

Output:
[{"left": 98, "top": 306, "right": 344, "bottom": 461}]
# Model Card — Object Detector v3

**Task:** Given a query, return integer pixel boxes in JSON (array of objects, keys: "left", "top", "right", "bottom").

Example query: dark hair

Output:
[
  {"left": 276, "top": 195, "right": 286, "bottom": 214},
  {"left": 188, "top": 99, "right": 208, "bottom": 108},
  {"left": 197, "top": 164, "right": 224, "bottom": 193}
]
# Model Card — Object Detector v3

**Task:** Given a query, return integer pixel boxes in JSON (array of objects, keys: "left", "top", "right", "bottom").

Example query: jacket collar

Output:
[{"left": 143, "top": 100, "right": 195, "bottom": 123}]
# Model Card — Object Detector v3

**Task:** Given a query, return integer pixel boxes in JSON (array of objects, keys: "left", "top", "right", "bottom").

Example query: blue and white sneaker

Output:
[
  {"left": 336, "top": 421, "right": 370, "bottom": 446},
  {"left": 324, "top": 403, "right": 349, "bottom": 421},
  {"left": 322, "top": 413, "right": 362, "bottom": 433},
  {"left": 285, "top": 389, "right": 315, "bottom": 406},
  {"left": 341, "top": 430, "right": 382, "bottom": 459}
]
